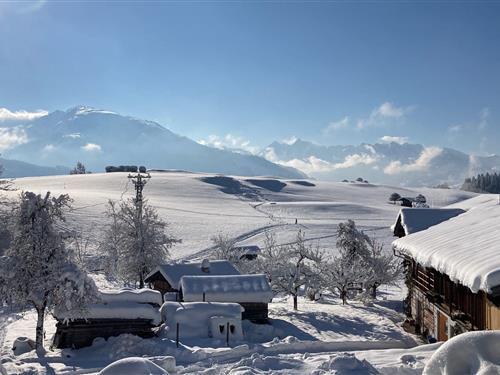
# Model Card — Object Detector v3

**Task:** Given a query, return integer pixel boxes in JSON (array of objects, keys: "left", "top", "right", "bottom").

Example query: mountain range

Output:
[
  {"left": 0, "top": 106, "right": 304, "bottom": 179},
  {"left": 1, "top": 106, "right": 498, "bottom": 186},
  {"left": 263, "top": 138, "right": 500, "bottom": 186}
]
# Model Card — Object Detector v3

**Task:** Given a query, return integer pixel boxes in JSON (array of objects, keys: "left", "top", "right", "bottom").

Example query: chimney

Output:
[{"left": 201, "top": 259, "right": 210, "bottom": 273}]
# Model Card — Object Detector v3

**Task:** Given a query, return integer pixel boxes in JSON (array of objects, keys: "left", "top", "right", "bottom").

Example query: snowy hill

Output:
[
  {"left": 264, "top": 138, "right": 500, "bottom": 186},
  {"left": 3, "top": 106, "right": 304, "bottom": 179},
  {"left": 6, "top": 171, "right": 476, "bottom": 260}
]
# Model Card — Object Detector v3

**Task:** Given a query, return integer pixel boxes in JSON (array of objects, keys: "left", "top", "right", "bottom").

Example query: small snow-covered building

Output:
[
  {"left": 53, "top": 289, "right": 162, "bottom": 349},
  {"left": 233, "top": 245, "right": 261, "bottom": 260},
  {"left": 144, "top": 260, "right": 240, "bottom": 297},
  {"left": 393, "top": 195, "right": 500, "bottom": 342},
  {"left": 179, "top": 274, "right": 273, "bottom": 322},
  {"left": 392, "top": 207, "right": 465, "bottom": 237}
]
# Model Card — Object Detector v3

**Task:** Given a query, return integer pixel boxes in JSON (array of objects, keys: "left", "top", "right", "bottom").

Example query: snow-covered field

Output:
[{"left": 0, "top": 172, "right": 477, "bottom": 374}]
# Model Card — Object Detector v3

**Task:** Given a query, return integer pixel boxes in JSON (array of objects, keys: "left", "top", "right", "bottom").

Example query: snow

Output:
[
  {"left": 423, "top": 331, "right": 500, "bottom": 375},
  {"left": 393, "top": 194, "right": 500, "bottom": 293},
  {"left": 180, "top": 274, "right": 273, "bottom": 303},
  {"left": 98, "top": 357, "right": 168, "bottom": 375},
  {"left": 146, "top": 260, "right": 240, "bottom": 288},
  {"left": 54, "top": 301, "right": 162, "bottom": 325},
  {"left": 0, "top": 172, "right": 478, "bottom": 374},
  {"left": 99, "top": 289, "right": 162, "bottom": 305},
  {"left": 392, "top": 207, "right": 464, "bottom": 235},
  {"left": 160, "top": 301, "right": 243, "bottom": 339}
]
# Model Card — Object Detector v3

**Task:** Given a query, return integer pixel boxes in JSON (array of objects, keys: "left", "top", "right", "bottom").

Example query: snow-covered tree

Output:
[
  {"left": 0, "top": 191, "right": 98, "bottom": 351},
  {"left": 415, "top": 194, "right": 427, "bottom": 204},
  {"left": 320, "top": 252, "right": 366, "bottom": 305},
  {"left": 210, "top": 233, "right": 238, "bottom": 262},
  {"left": 101, "top": 198, "right": 180, "bottom": 288},
  {"left": 336, "top": 219, "right": 371, "bottom": 262},
  {"left": 266, "top": 230, "right": 323, "bottom": 310},
  {"left": 363, "top": 238, "right": 403, "bottom": 298},
  {"left": 389, "top": 192, "right": 401, "bottom": 204},
  {"left": 70, "top": 161, "right": 88, "bottom": 175}
]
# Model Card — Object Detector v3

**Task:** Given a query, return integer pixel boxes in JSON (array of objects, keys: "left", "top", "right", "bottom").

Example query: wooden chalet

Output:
[
  {"left": 393, "top": 196, "right": 500, "bottom": 341},
  {"left": 179, "top": 274, "right": 273, "bottom": 323},
  {"left": 144, "top": 259, "right": 240, "bottom": 297}
]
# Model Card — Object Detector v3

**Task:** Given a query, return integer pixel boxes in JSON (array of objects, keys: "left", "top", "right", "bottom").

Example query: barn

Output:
[
  {"left": 393, "top": 195, "right": 500, "bottom": 341},
  {"left": 179, "top": 274, "right": 273, "bottom": 323},
  {"left": 144, "top": 260, "right": 240, "bottom": 298}
]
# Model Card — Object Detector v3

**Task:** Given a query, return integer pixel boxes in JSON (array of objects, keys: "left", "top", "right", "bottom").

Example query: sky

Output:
[{"left": 0, "top": 0, "right": 499, "bottom": 155}]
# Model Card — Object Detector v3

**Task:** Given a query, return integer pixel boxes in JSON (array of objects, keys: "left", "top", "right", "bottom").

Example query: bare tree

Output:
[
  {"left": 364, "top": 238, "right": 402, "bottom": 298},
  {"left": 101, "top": 198, "right": 180, "bottom": 288},
  {"left": 265, "top": 230, "right": 323, "bottom": 310},
  {"left": 0, "top": 192, "right": 98, "bottom": 351}
]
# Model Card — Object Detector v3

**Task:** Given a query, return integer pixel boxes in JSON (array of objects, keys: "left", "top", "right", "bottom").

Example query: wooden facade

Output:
[
  {"left": 52, "top": 319, "right": 157, "bottom": 349},
  {"left": 407, "top": 259, "right": 500, "bottom": 341}
]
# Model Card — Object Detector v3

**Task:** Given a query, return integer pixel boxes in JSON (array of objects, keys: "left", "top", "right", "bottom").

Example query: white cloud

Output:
[
  {"left": 0, "top": 127, "right": 28, "bottom": 151},
  {"left": 0, "top": 108, "right": 48, "bottom": 122},
  {"left": 63, "top": 133, "right": 81, "bottom": 139},
  {"left": 323, "top": 116, "right": 350, "bottom": 133},
  {"left": 384, "top": 146, "right": 443, "bottom": 175},
  {"left": 380, "top": 135, "right": 409, "bottom": 144},
  {"left": 82, "top": 143, "right": 102, "bottom": 152},
  {"left": 264, "top": 147, "right": 377, "bottom": 174},
  {"left": 282, "top": 136, "right": 298, "bottom": 145},
  {"left": 198, "top": 134, "right": 259, "bottom": 154},
  {"left": 357, "top": 102, "right": 413, "bottom": 129},
  {"left": 43, "top": 144, "right": 55, "bottom": 152},
  {"left": 478, "top": 107, "right": 489, "bottom": 130},
  {"left": 448, "top": 125, "right": 462, "bottom": 133}
]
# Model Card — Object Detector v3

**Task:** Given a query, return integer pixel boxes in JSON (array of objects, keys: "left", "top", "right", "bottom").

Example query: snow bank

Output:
[
  {"left": 55, "top": 301, "right": 161, "bottom": 325},
  {"left": 99, "top": 289, "right": 162, "bottom": 305},
  {"left": 317, "top": 352, "right": 379, "bottom": 374},
  {"left": 161, "top": 301, "right": 243, "bottom": 339},
  {"left": 180, "top": 274, "right": 273, "bottom": 303},
  {"left": 423, "top": 331, "right": 500, "bottom": 375},
  {"left": 393, "top": 195, "right": 500, "bottom": 293},
  {"left": 98, "top": 357, "right": 168, "bottom": 375}
]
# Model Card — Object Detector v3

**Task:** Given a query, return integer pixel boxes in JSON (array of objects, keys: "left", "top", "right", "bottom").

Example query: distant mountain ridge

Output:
[
  {"left": 2, "top": 106, "right": 305, "bottom": 179},
  {"left": 263, "top": 138, "right": 500, "bottom": 186}
]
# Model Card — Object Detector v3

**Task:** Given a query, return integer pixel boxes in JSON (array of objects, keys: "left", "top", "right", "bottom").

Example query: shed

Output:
[
  {"left": 392, "top": 207, "right": 465, "bottom": 237},
  {"left": 233, "top": 245, "right": 261, "bottom": 260},
  {"left": 179, "top": 274, "right": 273, "bottom": 322},
  {"left": 52, "top": 289, "right": 161, "bottom": 349},
  {"left": 144, "top": 260, "right": 240, "bottom": 296}
]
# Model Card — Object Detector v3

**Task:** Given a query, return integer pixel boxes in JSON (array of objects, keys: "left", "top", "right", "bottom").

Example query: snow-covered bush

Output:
[
  {"left": 0, "top": 191, "right": 98, "bottom": 350},
  {"left": 100, "top": 198, "right": 180, "bottom": 287}
]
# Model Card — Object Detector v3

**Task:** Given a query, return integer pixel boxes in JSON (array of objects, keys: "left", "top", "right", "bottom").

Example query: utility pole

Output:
[
  {"left": 128, "top": 171, "right": 151, "bottom": 204},
  {"left": 128, "top": 170, "right": 151, "bottom": 288}
]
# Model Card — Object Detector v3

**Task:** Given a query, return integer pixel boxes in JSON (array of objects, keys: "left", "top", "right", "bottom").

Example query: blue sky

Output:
[{"left": 0, "top": 1, "right": 499, "bottom": 155}]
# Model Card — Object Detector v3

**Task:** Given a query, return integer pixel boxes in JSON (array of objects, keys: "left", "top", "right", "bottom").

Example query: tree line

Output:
[{"left": 462, "top": 173, "right": 500, "bottom": 193}]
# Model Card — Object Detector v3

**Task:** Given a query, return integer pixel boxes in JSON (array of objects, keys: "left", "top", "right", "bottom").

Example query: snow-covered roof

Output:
[
  {"left": 54, "top": 302, "right": 161, "bottom": 325},
  {"left": 392, "top": 208, "right": 465, "bottom": 236},
  {"left": 392, "top": 195, "right": 500, "bottom": 294},
  {"left": 180, "top": 274, "right": 273, "bottom": 303},
  {"left": 99, "top": 289, "right": 162, "bottom": 305},
  {"left": 145, "top": 260, "right": 240, "bottom": 288},
  {"left": 234, "top": 245, "right": 261, "bottom": 255}
]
